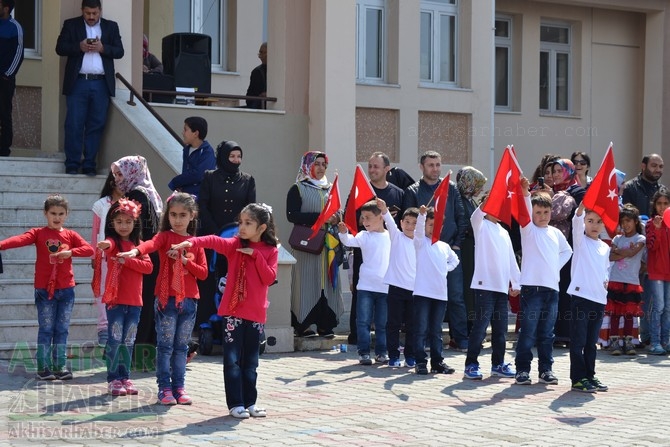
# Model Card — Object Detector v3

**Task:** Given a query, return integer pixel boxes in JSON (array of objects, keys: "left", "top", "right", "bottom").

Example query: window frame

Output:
[
  {"left": 419, "top": 0, "right": 458, "bottom": 87},
  {"left": 13, "top": 0, "right": 41, "bottom": 58},
  {"left": 175, "top": 0, "right": 228, "bottom": 71},
  {"left": 539, "top": 22, "right": 572, "bottom": 115},
  {"left": 356, "top": 0, "right": 387, "bottom": 83},
  {"left": 494, "top": 15, "right": 512, "bottom": 111}
]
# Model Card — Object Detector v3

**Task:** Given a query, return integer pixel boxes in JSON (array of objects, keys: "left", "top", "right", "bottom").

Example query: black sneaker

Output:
[
  {"left": 36, "top": 369, "right": 56, "bottom": 381},
  {"left": 588, "top": 377, "right": 608, "bottom": 392},
  {"left": 514, "top": 371, "right": 531, "bottom": 385},
  {"left": 431, "top": 362, "right": 455, "bottom": 374},
  {"left": 538, "top": 370, "right": 558, "bottom": 385},
  {"left": 415, "top": 363, "right": 429, "bottom": 375},
  {"left": 54, "top": 368, "right": 73, "bottom": 380},
  {"left": 572, "top": 378, "right": 596, "bottom": 393}
]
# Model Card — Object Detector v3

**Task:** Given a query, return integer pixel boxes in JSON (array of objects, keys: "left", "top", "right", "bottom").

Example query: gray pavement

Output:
[{"left": 0, "top": 338, "right": 667, "bottom": 446}]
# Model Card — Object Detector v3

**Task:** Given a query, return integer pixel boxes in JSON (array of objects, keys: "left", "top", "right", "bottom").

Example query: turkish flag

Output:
[
  {"left": 481, "top": 146, "right": 531, "bottom": 227},
  {"left": 344, "top": 165, "right": 376, "bottom": 235},
  {"left": 582, "top": 143, "right": 619, "bottom": 235},
  {"left": 309, "top": 174, "right": 342, "bottom": 239},
  {"left": 431, "top": 172, "right": 451, "bottom": 244}
]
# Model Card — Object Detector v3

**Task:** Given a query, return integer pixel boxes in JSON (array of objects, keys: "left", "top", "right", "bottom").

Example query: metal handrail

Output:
[
  {"left": 115, "top": 73, "right": 184, "bottom": 145},
  {"left": 142, "top": 89, "right": 276, "bottom": 107}
]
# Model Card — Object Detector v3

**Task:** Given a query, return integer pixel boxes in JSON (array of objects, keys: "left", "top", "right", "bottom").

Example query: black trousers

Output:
[{"left": 0, "top": 76, "right": 16, "bottom": 154}]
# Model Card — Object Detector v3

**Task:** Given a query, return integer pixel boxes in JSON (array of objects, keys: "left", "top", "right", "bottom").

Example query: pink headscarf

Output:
[
  {"left": 296, "top": 151, "right": 329, "bottom": 183},
  {"left": 551, "top": 159, "right": 579, "bottom": 192},
  {"left": 112, "top": 155, "right": 163, "bottom": 214}
]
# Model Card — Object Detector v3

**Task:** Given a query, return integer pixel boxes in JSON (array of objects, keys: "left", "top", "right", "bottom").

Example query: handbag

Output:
[{"left": 289, "top": 224, "right": 326, "bottom": 254}]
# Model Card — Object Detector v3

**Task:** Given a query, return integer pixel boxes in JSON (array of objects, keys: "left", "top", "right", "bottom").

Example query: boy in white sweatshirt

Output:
[
  {"left": 338, "top": 201, "right": 391, "bottom": 365},
  {"left": 568, "top": 203, "right": 611, "bottom": 393},
  {"left": 463, "top": 197, "right": 521, "bottom": 380},
  {"left": 412, "top": 205, "right": 460, "bottom": 375},
  {"left": 514, "top": 178, "right": 572, "bottom": 386},
  {"left": 378, "top": 198, "right": 419, "bottom": 368}
]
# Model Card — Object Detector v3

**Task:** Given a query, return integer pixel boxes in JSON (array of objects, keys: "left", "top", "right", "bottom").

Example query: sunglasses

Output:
[{"left": 573, "top": 160, "right": 588, "bottom": 166}]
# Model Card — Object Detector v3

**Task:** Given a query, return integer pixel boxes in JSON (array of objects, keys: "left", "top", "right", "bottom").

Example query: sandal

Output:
[
  {"left": 247, "top": 405, "right": 267, "bottom": 417},
  {"left": 229, "top": 406, "right": 250, "bottom": 419}
]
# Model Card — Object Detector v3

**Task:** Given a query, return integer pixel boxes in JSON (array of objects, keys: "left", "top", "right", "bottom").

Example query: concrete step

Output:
[
  {"left": 0, "top": 318, "right": 98, "bottom": 344},
  {"left": 0, "top": 258, "right": 94, "bottom": 279},
  {"left": 0, "top": 190, "right": 102, "bottom": 208},
  {"left": 0, "top": 297, "right": 98, "bottom": 320},
  {"left": 0, "top": 279, "right": 94, "bottom": 298},
  {"left": 0, "top": 156, "right": 67, "bottom": 175},
  {"left": 0, "top": 205, "right": 94, "bottom": 227}
]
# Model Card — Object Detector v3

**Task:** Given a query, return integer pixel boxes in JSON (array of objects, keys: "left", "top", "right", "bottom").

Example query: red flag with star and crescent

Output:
[
  {"left": 344, "top": 165, "right": 376, "bottom": 235},
  {"left": 481, "top": 146, "right": 531, "bottom": 227},
  {"left": 309, "top": 174, "right": 342, "bottom": 239},
  {"left": 582, "top": 143, "right": 619, "bottom": 235},
  {"left": 430, "top": 172, "right": 451, "bottom": 244}
]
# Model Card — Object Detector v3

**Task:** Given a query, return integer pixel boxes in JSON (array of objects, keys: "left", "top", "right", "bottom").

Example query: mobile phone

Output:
[
  {"left": 87, "top": 38, "right": 97, "bottom": 44},
  {"left": 537, "top": 177, "right": 545, "bottom": 188}
]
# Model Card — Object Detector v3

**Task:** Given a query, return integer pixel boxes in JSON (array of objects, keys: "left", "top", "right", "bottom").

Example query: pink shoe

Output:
[
  {"left": 158, "top": 388, "right": 177, "bottom": 405},
  {"left": 173, "top": 387, "right": 193, "bottom": 405},
  {"left": 108, "top": 380, "right": 127, "bottom": 396},
  {"left": 122, "top": 379, "right": 138, "bottom": 395}
]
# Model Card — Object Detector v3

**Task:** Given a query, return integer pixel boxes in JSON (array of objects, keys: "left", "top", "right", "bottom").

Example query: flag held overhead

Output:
[
  {"left": 430, "top": 171, "right": 452, "bottom": 244},
  {"left": 581, "top": 143, "right": 619, "bottom": 235},
  {"left": 481, "top": 146, "right": 530, "bottom": 227},
  {"left": 344, "top": 165, "right": 376, "bottom": 235}
]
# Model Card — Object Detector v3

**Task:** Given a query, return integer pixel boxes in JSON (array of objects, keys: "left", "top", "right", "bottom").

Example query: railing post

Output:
[{"left": 127, "top": 90, "right": 136, "bottom": 106}]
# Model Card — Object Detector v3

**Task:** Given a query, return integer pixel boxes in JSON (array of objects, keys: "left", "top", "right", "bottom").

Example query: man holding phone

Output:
[{"left": 56, "top": 0, "right": 124, "bottom": 176}]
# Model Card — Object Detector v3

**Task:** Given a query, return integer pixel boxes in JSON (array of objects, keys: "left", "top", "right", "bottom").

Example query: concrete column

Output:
[
  {"left": 104, "top": 0, "right": 144, "bottom": 90},
  {"left": 308, "top": 0, "right": 357, "bottom": 182}
]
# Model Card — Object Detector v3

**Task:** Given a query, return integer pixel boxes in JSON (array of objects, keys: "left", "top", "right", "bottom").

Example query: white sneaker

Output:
[{"left": 229, "top": 406, "right": 250, "bottom": 419}]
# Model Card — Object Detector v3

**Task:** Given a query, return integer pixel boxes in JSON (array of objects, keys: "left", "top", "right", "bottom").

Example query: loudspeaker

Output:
[
  {"left": 142, "top": 73, "right": 175, "bottom": 103},
  {"left": 162, "top": 33, "right": 212, "bottom": 94}
]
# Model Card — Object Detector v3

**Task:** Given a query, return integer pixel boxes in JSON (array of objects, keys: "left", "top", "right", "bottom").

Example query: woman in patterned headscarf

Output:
[
  {"left": 286, "top": 151, "right": 343, "bottom": 338},
  {"left": 456, "top": 166, "right": 487, "bottom": 333},
  {"left": 111, "top": 155, "right": 162, "bottom": 355}
]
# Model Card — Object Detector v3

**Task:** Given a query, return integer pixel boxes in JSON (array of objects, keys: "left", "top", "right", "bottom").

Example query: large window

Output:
[
  {"left": 539, "top": 23, "right": 571, "bottom": 113},
  {"left": 356, "top": 0, "right": 386, "bottom": 82},
  {"left": 495, "top": 16, "right": 512, "bottom": 109},
  {"left": 174, "top": 0, "right": 227, "bottom": 70},
  {"left": 420, "top": 0, "right": 458, "bottom": 85},
  {"left": 13, "top": 0, "right": 41, "bottom": 57}
]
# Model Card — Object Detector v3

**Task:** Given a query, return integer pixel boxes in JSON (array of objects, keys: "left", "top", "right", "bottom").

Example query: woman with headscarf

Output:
[
  {"left": 286, "top": 151, "right": 343, "bottom": 337},
  {"left": 547, "top": 158, "right": 587, "bottom": 346},
  {"left": 197, "top": 141, "right": 256, "bottom": 322},
  {"left": 456, "top": 167, "right": 487, "bottom": 333},
  {"left": 111, "top": 155, "right": 162, "bottom": 360}
]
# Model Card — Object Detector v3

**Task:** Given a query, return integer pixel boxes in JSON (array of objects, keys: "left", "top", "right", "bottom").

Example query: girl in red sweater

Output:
[
  {"left": 646, "top": 188, "right": 670, "bottom": 355},
  {"left": 171, "top": 203, "right": 278, "bottom": 419},
  {"left": 118, "top": 192, "right": 208, "bottom": 405},
  {"left": 0, "top": 195, "right": 94, "bottom": 381},
  {"left": 95, "top": 199, "right": 153, "bottom": 396}
]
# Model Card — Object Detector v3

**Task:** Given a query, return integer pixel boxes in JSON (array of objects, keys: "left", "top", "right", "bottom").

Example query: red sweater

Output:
[
  {"left": 136, "top": 231, "right": 208, "bottom": 298},
  {"left": 0, "top": 227, "right": 94, "bottom": 290},
  {"left": 190, "top": 236, "right": 278, "bottom": 324},
  {"left": 646, "top": 220, "right": 670, "bottom": 281},
  {"left": 102, "top": 239, "right": 153, "bottom": 307}
]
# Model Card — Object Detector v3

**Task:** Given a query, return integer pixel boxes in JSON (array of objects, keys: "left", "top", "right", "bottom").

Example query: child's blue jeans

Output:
[
  {"left": 222, "top": 316, "right": 264, "bottom": 410},
  {"left": 34, "top": 287, "right": 75, "bottom": 371},
  {"left": 154, "top": 297, "right": 197, "bottom": 391},
  {"left": 105, "top": 304, "right": 141, "bottom": 382},
  {"left": 356, "top": 290, "right": 388, "bottom": 356}
]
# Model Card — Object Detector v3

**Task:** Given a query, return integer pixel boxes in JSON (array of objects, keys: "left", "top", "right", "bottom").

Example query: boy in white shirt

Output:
[
  {"left": 412, "top": 206, "right": 460, "bottom": 375},
  {"left": 515, "top": 178, "right": 573, "bottom": 385},
  {"left": 568, "top": 203, "right": 611, "bottom": 392},
  {"left": 338, "top": 201, "right": 391, "bottom": 365},
  {"left": 463, "top": 196, "right": 521, "bottom": 380},
  {"left": 378, "top": 198, "right": 419, "bottom": 368}
]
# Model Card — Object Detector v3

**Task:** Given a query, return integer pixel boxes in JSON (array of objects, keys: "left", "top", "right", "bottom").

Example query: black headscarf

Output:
[{"left": 215, "top": 141, "right": 243, "bottom": 175}]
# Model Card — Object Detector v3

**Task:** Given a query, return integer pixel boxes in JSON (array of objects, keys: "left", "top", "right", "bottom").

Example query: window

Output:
[
  {"left": 174, "top": 0, "right": 227, "bottom": 70},
  {"left": 420, "top": 0, "right": 458, "bottom": 85},
  {"left": 495, "top": 17, "right": 512, "bottom": 109},
  {"left": 13, "top": 0, "right": 41, "bottom": 57},
  {"left": 356, "top": 0, "right": 386, "bottom": 82},
  {"left": 539, "top": 23, "right": 571, "bottom": 113}
]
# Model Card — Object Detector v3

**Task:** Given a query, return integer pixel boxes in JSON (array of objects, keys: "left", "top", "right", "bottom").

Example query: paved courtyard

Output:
[{"left": 0, "top": 338, "right": 667, "bottom": 446}]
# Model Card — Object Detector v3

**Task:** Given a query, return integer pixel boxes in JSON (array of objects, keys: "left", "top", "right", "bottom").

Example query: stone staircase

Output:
[{"left": 0, "top": 157, "right": 104, "bottom": 359}]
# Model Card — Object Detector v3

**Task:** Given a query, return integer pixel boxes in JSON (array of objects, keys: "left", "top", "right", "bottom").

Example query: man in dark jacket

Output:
[
  {"left": 0, "top": 0, "right": 23, "bottom": 157},
  {"left": 621, "top": 154, "right": 664, "bottom": 218},
  {"left": 245, "top": 42, "right": 267, "bottom": 109},
  {"left": 403, "top": 151, "right": 469, "bottom": 351},
  {"left": 56, "top": 0, "right": 124, "bottom": 175}
]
